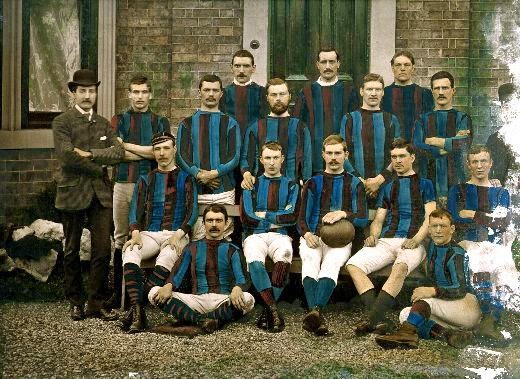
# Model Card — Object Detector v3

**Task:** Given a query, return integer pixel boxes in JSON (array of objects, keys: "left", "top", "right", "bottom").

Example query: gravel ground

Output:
[{"left": 2, "top": 300, "right": 520, "bottom": 378}]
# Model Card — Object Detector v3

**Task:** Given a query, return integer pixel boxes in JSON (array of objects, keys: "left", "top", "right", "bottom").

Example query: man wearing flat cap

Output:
[{"left": 53, "top": 69, "right": 124, "bottom": 321}]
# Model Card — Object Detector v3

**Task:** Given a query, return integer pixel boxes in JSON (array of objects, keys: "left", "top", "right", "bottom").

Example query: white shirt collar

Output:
[
  {"left": 75, "top": 105, "right": 93, "bottom": 121},
  {"left": 316, "top": 76, "right": 339, "bottom": 86},
  {"left": 233, "top": 78, "right": 253, "bottom": 86}
]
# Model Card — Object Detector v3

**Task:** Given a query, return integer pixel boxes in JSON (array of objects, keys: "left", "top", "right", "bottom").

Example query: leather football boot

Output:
[
  {"left": 266, "top": 305, "right": 285, "bottom": 333},
  {"left": 128, "top": 304, "right": 147, "bottom": 333},
  {"left": 375, "top": 322, "right": 419, "bottom": 349},
  {"left": 256, "top": 308, "right": 268, "bottom": 330},
  {"left": 302, "top": 307, "right": 321, "bottom": 333},
  {"left": 445, "top": 329, "right": 474, "bottom": 349},
  {"left": 70, "top": 304, "right": 85, "bottom": 321}
]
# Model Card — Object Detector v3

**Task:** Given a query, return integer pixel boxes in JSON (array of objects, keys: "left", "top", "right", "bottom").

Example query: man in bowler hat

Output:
[{"left": 53, "top": 69, "right": 124, "bottom": 321}]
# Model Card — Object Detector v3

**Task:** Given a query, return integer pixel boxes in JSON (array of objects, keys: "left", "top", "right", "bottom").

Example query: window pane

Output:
[{"left": 29, "top": 0, "right": 80, "bottom": 112}]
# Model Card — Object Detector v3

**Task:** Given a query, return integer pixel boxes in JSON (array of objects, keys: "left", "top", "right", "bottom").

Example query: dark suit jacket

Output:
[{"left": 53, "top": 107, "right": 125, "bottom": 211}]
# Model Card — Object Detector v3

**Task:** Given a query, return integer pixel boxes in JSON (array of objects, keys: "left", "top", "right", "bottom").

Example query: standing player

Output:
[
  {"left": 176, "top": 74, "right": 241, "bottom": 240},
  {"left": 220, "top": 49, "right": 266, "bottom": 136},
  {"left": 120, "top": 132, "right": 198, "bottom": 333},
  {"left": 347, "top": 138, "right": 436, "bottom": 336},
  {"left": 298, "top": 135, "right": 368, "bottom": 336},
  {"left": 293, "top": 48, "right": 359, "bottom": 173},
  {"left": 375, "top": 209, "right": 478, "bottom": 349},
  {"left": 241, "top": 141, "right": 301, "bottom": 332},
  {"left": 110, "top": 75, "right": 170, "bottom": 309},
  {"left": 241, "top": 78, "right": 312, "bottom": 188},
  {"left": 413, "top": 71, "right": 472, "bottom": 205},
  {"left": 448, "top": 145, "right": 518, "bottom": 344},
  {"left": 340, "top": 73, "right": 400, "bottom": 206},
  {"left": 382, "top": 50, "right": 434, "bottom": 142},
  {"left": 149, "top": 204, "right": 255, "bottom": 336}
]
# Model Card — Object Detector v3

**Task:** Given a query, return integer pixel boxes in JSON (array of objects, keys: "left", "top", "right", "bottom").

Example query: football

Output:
[{"left": 320, "top": 219, "right": 355, "bottom": 248}]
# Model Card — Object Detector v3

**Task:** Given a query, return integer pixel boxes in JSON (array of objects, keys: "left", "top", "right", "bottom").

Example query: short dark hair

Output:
[
  {"left": 198, "top": 74, "right": 222, "bottom": 90},
  {"left": 202, "top": 203, "right": 229, "bottom": 222},
  {"left": 128, "top": 74, "right": 151, "bottom": 91},
  {"left": 322, "top": 134, "right": 347, "bottom": 152},
  {"left": 361, "top": 73, "right": 385, "bottom": 89},
  {"left": 498, "top": 83, "right": 516, "bottom": 103},
  {"left": 232, "top": 49, "right": 255, "bottom": 66},
  {"left": 266, "top": 78, "right": 288, "bottom": 95},
  {"left": 391, "top": 138, "right": 414, "bottom": 155},
  {"left": 260, "top": 141, "right": 283, "bottom": 156},
  {"left": 466, "top": 145, "right": 491, "bottom": 161},
  {"left": 429, "top": 208, "right": 454, "bottom": 225},
  {"left": 390, "top": 50, "right": 415, "bottom": 66},
  {"left": 317, "top": 48, "right": 340, "bottom": 62},
  {"left": 431, "top": 71, "right": 455, "bottom": 89}
]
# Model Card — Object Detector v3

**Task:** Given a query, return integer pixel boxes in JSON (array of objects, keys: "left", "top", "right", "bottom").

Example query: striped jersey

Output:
[
  {"left": 339, "top": 108, "right": 401, "bottom": 180},
  {"left": 111, "top": 109, "right": 170, "bottom": 183},
  {"left": 298, "top": 171, "right": 368, "bottom": 236},
  {"left": 413, "top": 109, "right": 472, "bottom": 198},
  {"left": 382, "top": 83, "right": 434, "bottom": 142},
  {"left": 128, "top": 167, "right": 198, "bottom": 235},
  {"left": 425, "top": 241, "right": 469, "bottom": 300},
  {"left": 170, "top": 239, "right": 247, "bottom": 295},
  {"left": 176, "top": 110, "right": 241, "bottom": 194},
  {"left": 293, "top": 81, "right": 360, "bottom": 173},
  {"left": 241, "top": 116, "right": 312, "bottom": 182},
  {"left": 377, "top": 173, "right": 436, "bottom": 238},
  {"left": 219, "top": 82, "right": 266, "bottom": 136},
  {"left": 448, "top": 183, "right": 511, "bottom": 243},
  {"left": 240, "top": 174, "right": 300, "bottom": 236}
]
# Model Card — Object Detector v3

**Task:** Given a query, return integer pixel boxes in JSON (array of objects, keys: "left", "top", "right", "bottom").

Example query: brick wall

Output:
[
  {"left": 115, "top": 0, "right": 244, "bottom": 131},
  {"left": 0, "top": 149, "right": 57, "bottom": 224},
  {"left": 396, "top": 0, "right": 513, "bottom": 143}
]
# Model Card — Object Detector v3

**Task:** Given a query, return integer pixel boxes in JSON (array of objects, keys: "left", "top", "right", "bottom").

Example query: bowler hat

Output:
[{"left": 68, "top": 69, "right": 101, "bottom": 91}]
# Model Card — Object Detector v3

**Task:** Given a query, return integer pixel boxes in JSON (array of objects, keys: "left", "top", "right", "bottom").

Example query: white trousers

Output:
[
  {"left": 243, "top": 232, "right": 293, "bottom": 264},
  {"left": 122, "top": 230, "right": 189, "bottom": 270},
  {"left": 347, "top": 238, "right": 426, "bottom": 275},
  {"left": 299, "top": 237, "right": 352, "bottom": 284},
  {"left": 113, "top": 182, "right": 136, "bottom": 249},
  {"left": 191, "top": 190, "right": 235, "bottom": 241},
  {"left": 399, "top": 293, "right": 481, "bottom": 330}
]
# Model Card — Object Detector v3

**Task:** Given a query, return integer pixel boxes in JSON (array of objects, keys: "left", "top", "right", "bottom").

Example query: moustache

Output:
[
  {"left": 330, "top": 160, "right": 339, "bottom": 165},
  {"left": 210, "top": 227, "right": 220, "bottom": 232}
]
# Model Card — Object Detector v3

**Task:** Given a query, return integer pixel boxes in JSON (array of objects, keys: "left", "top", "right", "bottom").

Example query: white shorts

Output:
[
  {"left": 122, "top": 230, "right": 189, "bottom": 271},
  {"left": 148, "top": 288, "right": 255, "bottom": 315},
  {"left": 347, "top": 238, "right": 426, "bottom": 275},
  {"left": 299, "top": 237, "right": 352, "bottom": 284},
  {"left": 399, "top": 293, "right": 481, "bottom": 330},
  {"left": 191, "top": 190, "right": 235, "bottom": 241},
  {"left": 243, "top": 232, "right": 293, "bottom": 264}
]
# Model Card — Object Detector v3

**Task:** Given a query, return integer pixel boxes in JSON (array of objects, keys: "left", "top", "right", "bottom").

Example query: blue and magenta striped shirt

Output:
[
  {"left": 413, "top": 109, "right": 472, "bottom": 199},
  {"left": 128, "top": 167, "right": 198, "bottom": 235},
  {"left": 293, "top": 81, "right": 360, "bottom": 173},
  {"left": 448, "top": 183, "right": 511, "bottom": 244},
  {"left": 176, "top": 110, "right": 241, "bottom": 194},
  {"left": 241, "top": 116, "right": 312, "bottom": 182},
  {"left": 111, "top": 109, "right": 170, "bottom": 183},
  {"left": 170, "top": 239, "right": 248, "bottom": 294},
  {"left": 240, "top": 174, "right": 300, "bottom": 236},
  {"left": 377, "top": 173, "right": 436, "bottom": 238},
  {"left": 219, "top": 82, "right": 266, "bottom": 136},
  {"left": 298, "top": 171, "right": 368, "bottom": 236},
  {"left": 382, "top": 83, "right": 434, "bottom": 142}
]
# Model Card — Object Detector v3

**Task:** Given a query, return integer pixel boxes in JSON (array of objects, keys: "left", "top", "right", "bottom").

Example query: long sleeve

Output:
[
  {"left": 176, "top": 120, "right": 199, "bottom": 177},
  {"left": 300, "top": 125, "right": 313, "bottom": 181},
  {"left": 443, "top": 113, "right": 472, "bottom": 152},
  {"left": 169, "top": 248, "right": 192, "bottom": 289},
  {"left": 340, "top": 114, "right": 360, "bottom": 177},
  {"left": 434, "top": 250, "right": 468, "bottom": 300},
  {"left": 179, "top": 175, "right": 199, "bottom": 235},
  {"left": 297, "top": 178, "right": 315, "bottom": 236},
  {"left": 412, "top": 115, "right": 444, "bottom": 159},
  {"left": 128, "top": 175, "right": 148, "bottom": 232},
  {"left": 90, "top": 118, "right": 125, "bottom": 165},
  {"left": 216, "top": 117, "right": 241, "bottom": 176},
  {"left": 350, "top": 180, "right": 369, "bottom": 228},
  {"left": 240, "top": 189, "right": 267, "bottom": 228},
  {"left": 240, "top": 121, "right": 258, "bottom": 175},
  {"left": 230, "top": 247, "right": 249, "bottom": 292},
  {"left": 265, "top": 181, "right": 301, "bottom": 226}
]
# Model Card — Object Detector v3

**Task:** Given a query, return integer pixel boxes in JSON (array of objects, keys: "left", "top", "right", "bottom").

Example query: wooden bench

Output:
[{"left": 120, "top": 203, "right": 426, "bottom": 309}]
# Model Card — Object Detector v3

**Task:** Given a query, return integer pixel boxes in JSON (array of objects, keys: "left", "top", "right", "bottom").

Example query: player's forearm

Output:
[{"left": 123, "top": 142, "right": 154, "bottom": 159}]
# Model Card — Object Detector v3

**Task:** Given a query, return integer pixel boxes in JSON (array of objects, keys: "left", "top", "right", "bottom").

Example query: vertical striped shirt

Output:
[
  {"left": 240, "top": 174, "right": 300, "bottom": 236},
  {"left": 241, "top": 116, "right": 312, "bottom": 182},
  {"left": 377, "top": 174, "right": 436, "bottom": 238},
  {"left": 111, "top": 109, "right": 170, "bottom": 183},
  {"left": 413, "top": 109, "right": 472, "bottom": 198},
  {"left": 382, "top": 83, "right": 434, "bottom": 142},
  {"left": 176, "top": 110, "right": 241, "bottom": 194},
  {"left": 448, "top": 183, "right": 511, "bottom": 243},
  {"left": 128, "top": 167, "right": 198, "bottom": 235},
  {"left": 169, "top": 239, "right": 248, "bottom": 294},
  {"left": 219, "top": 82, "right": 266, "bottom": 136},
  {"left": 340, "top": 109, "right": 401, "bottom": 180},
  {"left": 298, "top": 171, "right": 368, "bottom": 236},
  {"left": 293, "top": 81, "right": 360, "bottom": 173}
]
